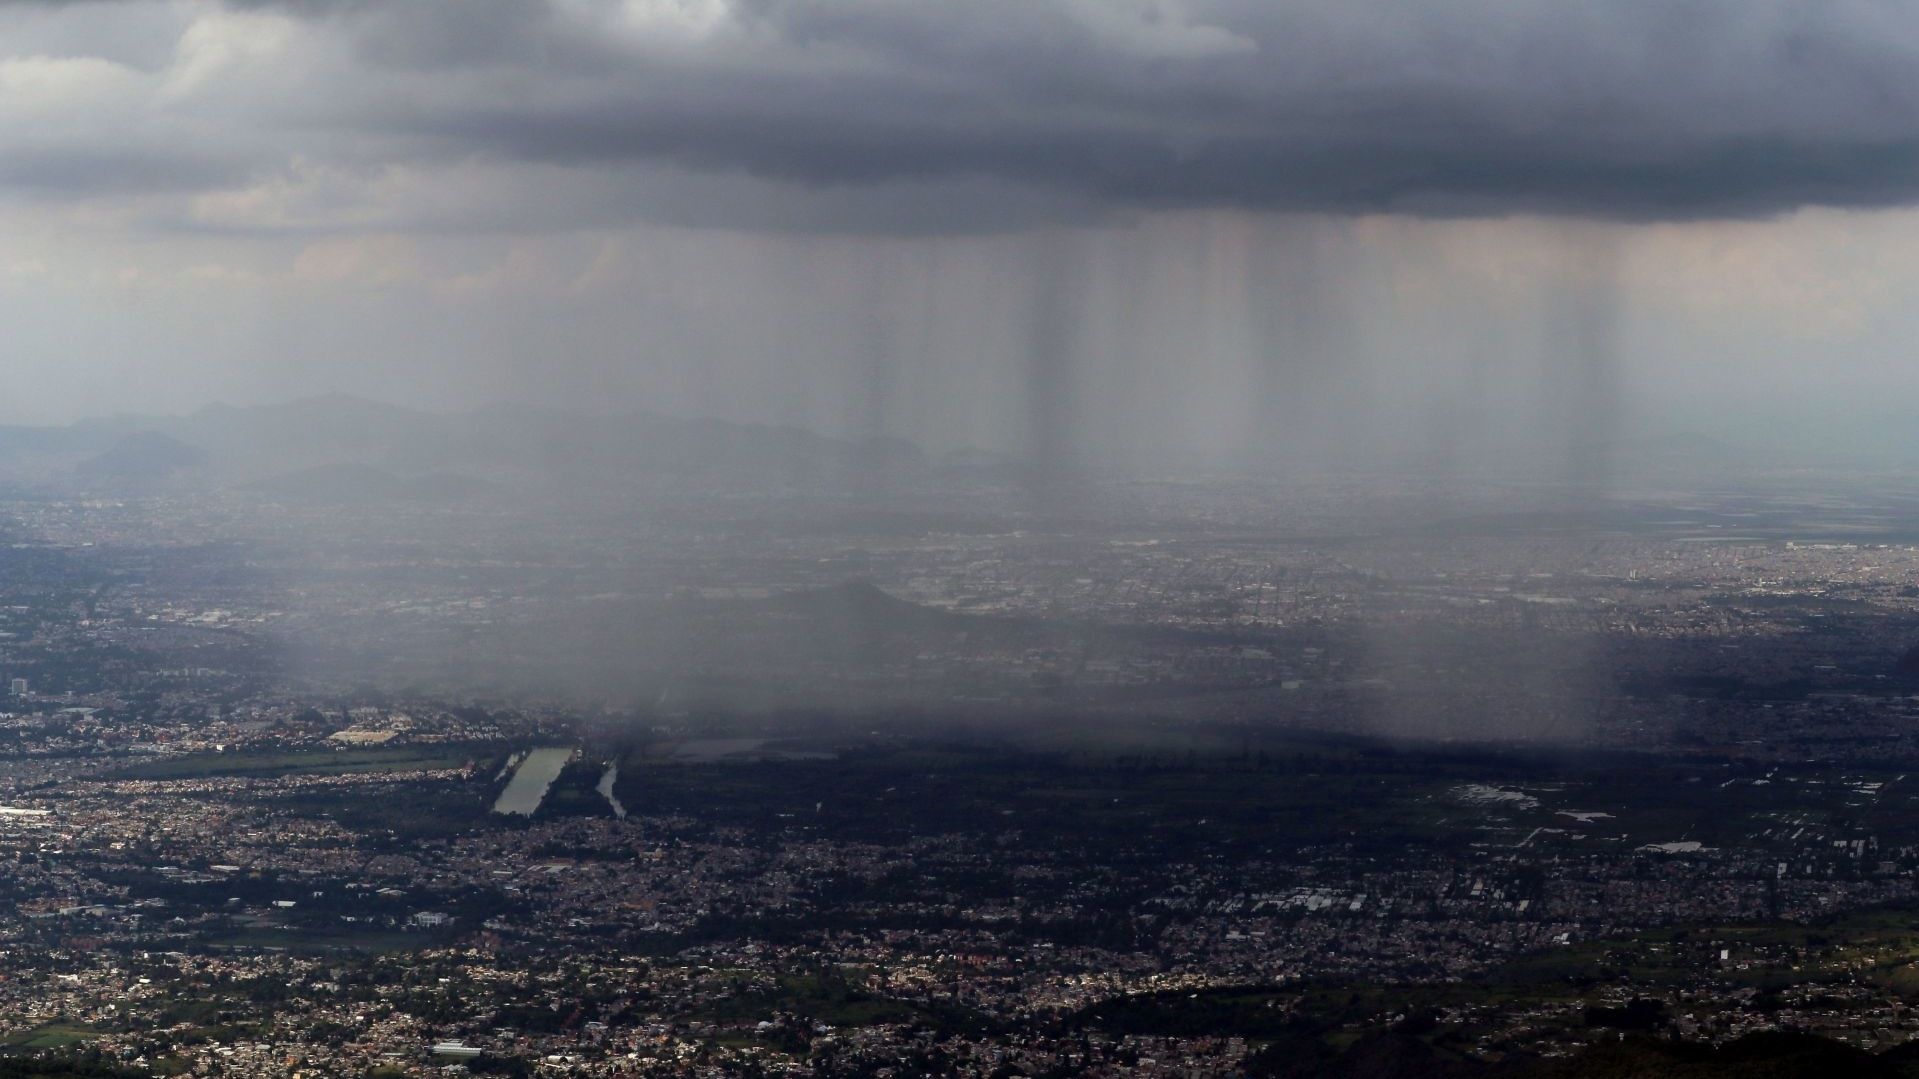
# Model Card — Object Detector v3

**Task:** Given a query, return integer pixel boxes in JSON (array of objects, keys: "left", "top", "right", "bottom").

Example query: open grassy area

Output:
[
  {"left": 109, "top": 743, "right": 495, "bottom": 781},
  {"left": 205, "top": 925, "right": 423, "bottom": 954},
  {"left": 2, "top": 1024, "right": 98, "bottom": 1050}
]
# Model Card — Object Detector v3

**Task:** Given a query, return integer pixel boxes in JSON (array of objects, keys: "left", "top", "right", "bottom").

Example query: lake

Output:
[{"left": 492, "top": 747, "right": 573, "bottom": 816}]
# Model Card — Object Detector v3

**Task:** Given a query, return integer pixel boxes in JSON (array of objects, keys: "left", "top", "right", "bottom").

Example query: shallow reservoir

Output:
[{"left": 492, "top": 747, "right": 573, "bottom": 816}]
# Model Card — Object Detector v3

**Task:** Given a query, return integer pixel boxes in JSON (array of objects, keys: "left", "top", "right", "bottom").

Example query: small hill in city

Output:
[{"left": 73, "top": 431, "right": 209, "bottom": 485}]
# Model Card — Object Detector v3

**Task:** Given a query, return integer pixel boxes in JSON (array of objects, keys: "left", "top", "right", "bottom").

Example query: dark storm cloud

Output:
[
  {"left": 283, "top": 0, "right": 1919, "bottom": 225},
  {"left": 13, "top": 0, "right": 1919, "bottom": 229}
]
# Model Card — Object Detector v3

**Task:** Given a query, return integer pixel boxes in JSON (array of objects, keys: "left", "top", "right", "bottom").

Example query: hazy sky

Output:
[{"left": 4, "top": 0, "right": 1919, "bottom": 465}]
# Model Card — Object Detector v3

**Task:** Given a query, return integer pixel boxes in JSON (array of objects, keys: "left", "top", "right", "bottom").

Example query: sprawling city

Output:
[
  {"left": 15, "top": 1, "right": 1919, "bottom": 1076},
  {"left": 0, "top": 407, "right": 1909, "bottom": 1074}
]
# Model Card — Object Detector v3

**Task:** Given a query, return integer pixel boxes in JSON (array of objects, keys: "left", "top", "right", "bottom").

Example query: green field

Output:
[
  {"left": 110, "top": 743, "right": 496, "bottom": 780},
  {"left": 206, "top": 925, "right": 423, "bottom": 954},
  {"left": 2, "top": 1024, "right": 98, "bottom": 1051}
]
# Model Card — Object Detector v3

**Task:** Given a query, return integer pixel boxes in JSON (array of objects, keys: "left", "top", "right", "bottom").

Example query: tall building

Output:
[{"left": 8, "top": 679, "right": 24, "bottom": 697}]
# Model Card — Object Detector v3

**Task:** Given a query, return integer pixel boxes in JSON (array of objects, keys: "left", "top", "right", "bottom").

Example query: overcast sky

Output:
[{"left": 3, "top": 0, "right": 1919, "bottom": 466}]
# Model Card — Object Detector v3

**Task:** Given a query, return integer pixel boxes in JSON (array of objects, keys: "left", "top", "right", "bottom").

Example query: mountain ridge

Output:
[{"left": 0, "top": 395, "right": 932, "bottom": 492}]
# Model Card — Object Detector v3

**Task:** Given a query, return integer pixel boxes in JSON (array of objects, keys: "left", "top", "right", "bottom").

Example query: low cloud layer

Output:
[{"left": 8, "top": 1, "right": 1919, "bottom": 233}]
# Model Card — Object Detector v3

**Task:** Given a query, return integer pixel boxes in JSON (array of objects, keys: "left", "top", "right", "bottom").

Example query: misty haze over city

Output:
[{"left": 3, "top": 2, "right": 1919, "bottom": 1077}]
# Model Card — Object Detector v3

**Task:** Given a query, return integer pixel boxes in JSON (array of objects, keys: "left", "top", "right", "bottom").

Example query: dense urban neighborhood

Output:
[{"left": 0, "top": 454, "right": 1912, "bottom": 1075}]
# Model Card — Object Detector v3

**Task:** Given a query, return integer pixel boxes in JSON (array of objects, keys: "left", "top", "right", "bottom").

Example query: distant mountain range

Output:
[
  {"left": 0, "top": 394, "right": 933, "bottom": 497},
  {"left": 3, "top": 392, "right": 1903, "bottom": 499}
]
